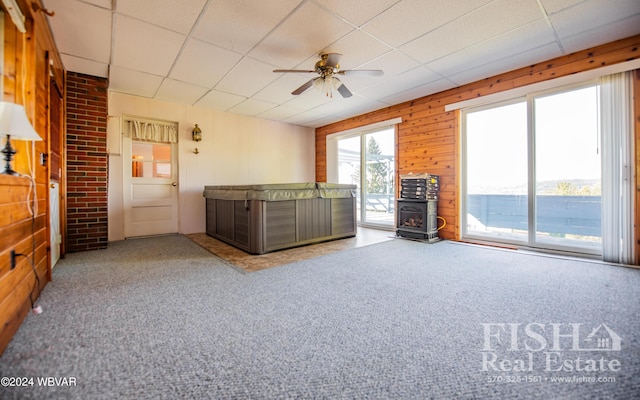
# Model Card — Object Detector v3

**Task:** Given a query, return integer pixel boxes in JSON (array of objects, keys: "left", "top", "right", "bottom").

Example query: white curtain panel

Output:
[{"left": 600, "top": 71, "right": 635, "bottom": 265}]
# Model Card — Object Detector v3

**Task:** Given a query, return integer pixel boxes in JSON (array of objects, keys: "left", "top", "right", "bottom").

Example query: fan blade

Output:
[
  {"left": 324, "top": 53, "right": 342, "bottom": 68},
  {"left": 291, "top": 79, "right": 315, "bottom": 95},
  {"left": 336, "top": 82, "right": 352, "bottom": 98},
  {"left": 273, "top": 69, "right": 316, "bottom": 74},
  {"left": 337, "top": 69, "right": 384, "bottom": 76}
]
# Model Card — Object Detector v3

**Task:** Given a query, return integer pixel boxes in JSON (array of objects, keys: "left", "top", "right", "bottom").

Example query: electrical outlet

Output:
[{"left": 10, "top": 250, "right": 17, "bottom": 270}]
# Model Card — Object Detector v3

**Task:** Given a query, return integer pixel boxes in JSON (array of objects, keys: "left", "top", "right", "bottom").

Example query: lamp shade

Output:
[{"left": 0, "top": 102, "right": 42, "bottom": 141}]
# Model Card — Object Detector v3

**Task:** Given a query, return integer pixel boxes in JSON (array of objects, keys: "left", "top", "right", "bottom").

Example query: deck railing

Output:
[{"left": 467, "top": 194, "right": 601, "bottom": 237}]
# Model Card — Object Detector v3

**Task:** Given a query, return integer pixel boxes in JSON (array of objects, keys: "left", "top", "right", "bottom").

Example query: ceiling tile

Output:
[
  {"left": 228, "top": 99, "right": 278, "bottom": 116},
  {"left": 540, "top": 0, "right": 597, "bottom": 14},
  {"left": 333, "top": 75, "right": 377, "bottom": 96},
  {"left": 60, "top": 0, "right": 112, "bottom": 8},
  {"left": 169, "top": 39, "right": 243, "bottom": 87},
  {"left": 344, "top": 50, "right": 421, "bottom": 91},
  {"left": 448, "top": 42, "right": 563, "bottom": 86},
  {"left": 60, "top": 54, "right": 109, "bottom": 78},
  {"left": 45, "top": 0, "right": 112, "bottom": 63},
  {"left": 363, "top": 0, "right": 493, "bottom": 47},
  {"left": 253, "top": 75, "right": 314, "bottom": 103},
  {"left": 192, "top": 0, "right": 302, "bottom": 54},
  {"left": 115, "top": 0, "right": 207, "bottom": 34},
  {"left": 320, "top": 30, "right": 392, "bottom": 69},
  {"left": 282, "top": 88, "right": 334, "bottom": 110},
  {"left": 559, "top": 14, "right": 640, "bottom": 54},
  {"left": 215, "top": 57, "right": 279, "bottom": 97},
  {"left": 284, "top": 109, "right": 332, "bottom": 126},
  {"left": 257, "top": 105, "right": 305, "bottom": 121},
  {"left": 549, "top": 0, "right": 640, "bottom": 40},
  {"left": 112, "top": 15, "right": 186, "bottom": 76},
  {"left": 310, "top": 94, "right": 382, "bottom": 116},
  {"left": 194, "top": 90, "right": 246, "bottom": 110},
  {"left": 109, "top": 66, "right": 164, "bottom": 98},
  {"left": 427, "top": 20, "right": 557, "bottom": 77},
  {"left": 379, "top": 79, "right": 455, "bottom": 105},
  {"left": 248, "top": 1, "right": 355, "bottom": 69},
  {"left": 300, "top": 117, "right": 335, "bottom": 128},
  {"left": 154, "top": 79, "right": 210, "bottom": 105},
  {"left": 358, "top": 66, "right": 442, "bottom": 99},
  {"left": 400, "top": 0, "right": 543, "bottom": 64},
  {"left": 313, "top": 0, "right": 398, "bottom": 27}
]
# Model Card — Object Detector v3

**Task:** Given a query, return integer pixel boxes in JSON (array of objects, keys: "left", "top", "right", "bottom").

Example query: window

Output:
[
  {"left": 131, "top": 142, "right": 172, "bottom": 178},
  {"left": 462, "top": 83, "right": 602, "bottom": 255}
]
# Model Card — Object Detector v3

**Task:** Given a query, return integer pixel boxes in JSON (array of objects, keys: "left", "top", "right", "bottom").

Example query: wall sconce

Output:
[
  {"left": 0, "top": 102, "right": 42, "bottom": 175},
  {"left": 192, "top": 124, "right": 202, "bottom": 154}
]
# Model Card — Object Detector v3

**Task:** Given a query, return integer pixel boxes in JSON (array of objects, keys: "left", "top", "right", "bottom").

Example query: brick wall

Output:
[{"left": 66, "top": 72, "right": 109, "bottom": 252}]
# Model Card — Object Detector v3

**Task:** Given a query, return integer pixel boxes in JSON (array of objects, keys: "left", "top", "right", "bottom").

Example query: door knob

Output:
[{"left": 172, "top": 182, "right": 177, "bottom": 186}]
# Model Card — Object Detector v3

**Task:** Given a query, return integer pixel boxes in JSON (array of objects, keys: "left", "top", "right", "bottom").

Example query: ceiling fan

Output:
[{"left": 273, "top": 53, "right": 383, "bottom": 98}]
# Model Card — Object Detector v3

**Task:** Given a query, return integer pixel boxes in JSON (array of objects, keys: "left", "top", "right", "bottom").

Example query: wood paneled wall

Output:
[
  {"left": 316, "top": 35, "right": 640, "bottom": 251},
  {"left": 0, "top": 0, "right": 64, "bottom": 354}
]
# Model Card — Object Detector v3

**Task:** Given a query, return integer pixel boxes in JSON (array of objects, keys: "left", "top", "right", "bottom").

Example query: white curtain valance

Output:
[{"left": 125, "top": 120, "right": 178, "bottom": 143}]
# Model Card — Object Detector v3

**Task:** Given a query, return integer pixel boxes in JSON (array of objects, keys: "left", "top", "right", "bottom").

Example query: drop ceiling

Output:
[{"left": 42, "top": 0, "right": 640, "bottom": 128}]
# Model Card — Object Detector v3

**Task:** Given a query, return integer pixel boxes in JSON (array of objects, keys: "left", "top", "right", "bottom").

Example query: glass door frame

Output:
[
  {"left": 460, "top": 96, "right": 529, "bottom": 248},
  {"left": 329, "top": 125, "right": 397, "bottom": 230}
]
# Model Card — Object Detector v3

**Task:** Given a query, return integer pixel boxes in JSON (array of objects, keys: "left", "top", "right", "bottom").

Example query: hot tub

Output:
[{"left": 203, "top": 183, "right": 357, "bottom": 254}]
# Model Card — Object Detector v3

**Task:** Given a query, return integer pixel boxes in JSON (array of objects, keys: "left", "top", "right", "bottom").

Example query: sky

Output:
[{"left": 465, "top": 85, "right": 600, "bottom": 194}]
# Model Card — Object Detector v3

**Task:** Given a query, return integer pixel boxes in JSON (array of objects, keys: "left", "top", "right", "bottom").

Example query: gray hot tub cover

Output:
[
  {"left": 203, "top": 182, "right": 356, "bottom": 201},
  {"left": 315, "top": 182, "right": 357, "bottom": 198},
  {"left": 203, "top": 182, "right": 317, "bottom": 201}
]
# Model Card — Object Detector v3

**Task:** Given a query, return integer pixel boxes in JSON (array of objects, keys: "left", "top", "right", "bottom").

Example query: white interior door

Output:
[
  {"left": 49, "top": 182, "right": 61, "bottom": 268},
  {"left": 123, "top": 138, "right": 178, "bottom": 237}
]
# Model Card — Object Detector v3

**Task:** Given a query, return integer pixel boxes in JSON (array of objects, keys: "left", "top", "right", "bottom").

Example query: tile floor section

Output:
[{"left": 186, "top": 227, "right": 394, "bottom": 272}]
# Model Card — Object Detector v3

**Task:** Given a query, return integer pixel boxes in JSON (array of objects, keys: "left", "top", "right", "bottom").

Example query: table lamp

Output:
[{"left": 0, "top": 102, "right": 42, "bottom": 175}]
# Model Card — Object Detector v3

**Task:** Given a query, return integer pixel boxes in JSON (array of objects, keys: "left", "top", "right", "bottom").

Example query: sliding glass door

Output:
[
  {"left": 337, "top": 127, "right": 395, "bottom": 227},
  {"left": 463, "top": 83, "right": 602, "bottom": 254}
]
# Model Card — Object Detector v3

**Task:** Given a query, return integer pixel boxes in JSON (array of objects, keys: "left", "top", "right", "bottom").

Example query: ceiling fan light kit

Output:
[
  {"left": 274, "top": 53, "right": 383, "bottom": 98},
  {"left": 312, "top": 75, "right": 343, "bottom": 98}
]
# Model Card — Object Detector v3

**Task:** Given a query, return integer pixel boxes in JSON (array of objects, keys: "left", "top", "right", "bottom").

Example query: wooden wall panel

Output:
[
  {"left": 0, "top": 0, "right": 65, "bottom": 355},
  {"left": 316, "top": 34, "right": 640, "bottom": 246}
]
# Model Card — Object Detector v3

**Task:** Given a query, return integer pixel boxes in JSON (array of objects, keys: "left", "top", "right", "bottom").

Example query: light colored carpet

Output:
[{"left": 1, "top": 235, "right": 638, "bottom": 399}]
